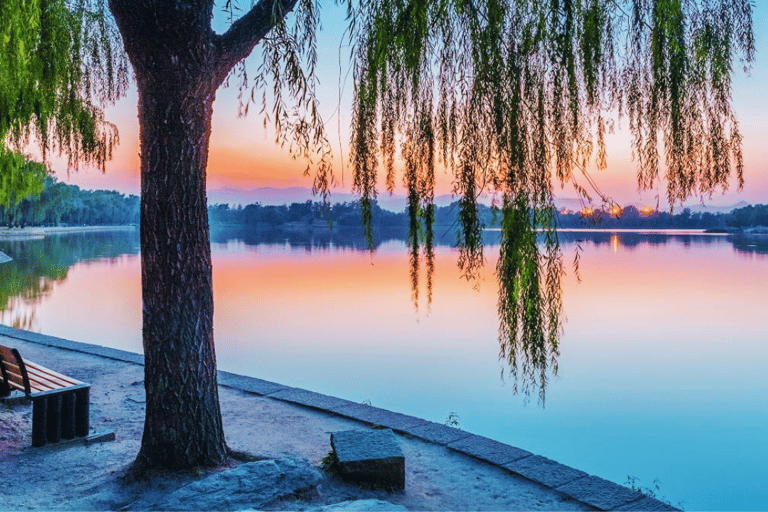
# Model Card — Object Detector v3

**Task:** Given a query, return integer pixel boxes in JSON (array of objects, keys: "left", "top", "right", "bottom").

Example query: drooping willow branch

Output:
[{"left": 346, "top": 0, "right": 754, "bottom": 401}]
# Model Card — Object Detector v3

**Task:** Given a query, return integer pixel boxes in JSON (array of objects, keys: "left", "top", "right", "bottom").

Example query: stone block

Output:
[
  {"left": 503, "top": 454, "right": 588, "bottom": 488},
  {"left": 446, "top": 434, "right": 532, "bottom": 466},
  {"left": 403, "top": 422, "right": 472, "bottom": 445},
  {"left": 330, "top": 403, "right": 428, "bottom": 431},
  {"left": 267, "top": 387, "right": 354, "bottom": 411},
  {"left": 613, "top": 496, "right": 681, "bottom": 511},
  {"left": 330, "top": 429, "right": 405, "bottom": 490},
  {"left": 556, "top": 475, "right": 645, "bottom": 510},
  {"left": 218, "top": 371, "right": 289, "bottom": 396}
]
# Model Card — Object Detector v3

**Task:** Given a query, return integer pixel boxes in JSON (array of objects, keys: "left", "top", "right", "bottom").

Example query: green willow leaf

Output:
[
  {"left": 0, "top": 0, "right": 127, "bottom": 206},
  {"left": 347, "top": 0, "right": 754, "bottom": 401}
]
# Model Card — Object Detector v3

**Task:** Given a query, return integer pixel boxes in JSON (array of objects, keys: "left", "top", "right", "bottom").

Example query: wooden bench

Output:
[{"left": 0, "top": 345, "right": 90, "bottom": 447}]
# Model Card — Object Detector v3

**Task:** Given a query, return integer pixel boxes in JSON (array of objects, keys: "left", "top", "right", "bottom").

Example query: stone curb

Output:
[{"left": 0, "top": 324, "right": 680, "bottom": 511}]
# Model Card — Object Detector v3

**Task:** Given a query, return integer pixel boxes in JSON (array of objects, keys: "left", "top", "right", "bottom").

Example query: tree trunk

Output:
[
  {"left": 107, "top": 0, "right": 297, "bottom": 471},
  {"left": 133, "top": 75, "right": 227, "bottom": 469}
]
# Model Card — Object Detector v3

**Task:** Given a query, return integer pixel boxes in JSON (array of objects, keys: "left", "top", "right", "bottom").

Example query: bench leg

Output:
[
  {"left": 32, "top": 399, "right": 48, "bottom": 447},
  {"left": 61, "top": 393, "right": 76, "bottom": 440},
  {"left": 75, "top": 387, "right": 89, "bottom": 438},
  {"left": 46, "top": 395, "right": 62, "bottom": 444}
]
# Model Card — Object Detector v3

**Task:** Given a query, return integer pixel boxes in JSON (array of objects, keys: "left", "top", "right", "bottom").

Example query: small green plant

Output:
[
  {"left": 320, "top": 450, "right": 338, "bottom": 472},
  {"left": 444, "top": 412, "right": 461, "bottom": 428},
  {"left": 625, "top": 475, "right": 683, "bottom": 510}
]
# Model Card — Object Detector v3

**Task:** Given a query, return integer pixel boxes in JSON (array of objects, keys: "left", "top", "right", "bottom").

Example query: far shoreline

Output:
[{"left": 0, "top": 225, "right": 137, "bottom": 240}]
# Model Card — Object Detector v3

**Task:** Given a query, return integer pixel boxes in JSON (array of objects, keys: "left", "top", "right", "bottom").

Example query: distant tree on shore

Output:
[
  {"left": 727, "top": 204, "right": 768, "bottom": 229},
  {"left": 0, "top": 178, "right": 139, "bottom": 228}
]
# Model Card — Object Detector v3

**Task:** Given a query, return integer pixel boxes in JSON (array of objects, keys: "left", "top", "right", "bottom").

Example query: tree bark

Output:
[
  {"left": 107, "top": 0, "right": 299, "bottom": 470},
  {"left": 107, "top": 0, "right": 226, "bottom": 470},
  {"left": 134, "top": 77, "right": 226, "bottom": 469}
]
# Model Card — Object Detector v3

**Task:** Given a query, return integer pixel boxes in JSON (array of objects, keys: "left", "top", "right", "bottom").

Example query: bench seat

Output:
[{"left": 0, "top": 345, "right": 90, "bottom": 447}]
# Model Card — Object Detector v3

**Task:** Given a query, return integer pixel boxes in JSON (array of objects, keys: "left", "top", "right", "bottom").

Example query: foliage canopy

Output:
[
  {"left": 345, "top": 0, "right": 754, "bottom": 401},
  {"left": 0, "top": 0, "right": 127, "bottom": 206}
]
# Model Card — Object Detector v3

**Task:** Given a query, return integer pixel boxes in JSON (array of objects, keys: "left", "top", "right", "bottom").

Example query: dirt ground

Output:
[{"left": 0, "top": 337, "right": 590, "bottom": 511}]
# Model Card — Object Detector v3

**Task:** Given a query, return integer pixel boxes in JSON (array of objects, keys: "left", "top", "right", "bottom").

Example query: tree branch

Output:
[{"left": 214, "top": 0, "right": 301, "bottom": 84}]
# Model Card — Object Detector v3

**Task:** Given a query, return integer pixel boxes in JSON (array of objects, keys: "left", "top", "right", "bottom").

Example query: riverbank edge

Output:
[
  {"left": 0, "top": 324, "right": 677, "bottom": 511},
  {"left": 0, "top": 225, "right": 137, "bottom": 240}
]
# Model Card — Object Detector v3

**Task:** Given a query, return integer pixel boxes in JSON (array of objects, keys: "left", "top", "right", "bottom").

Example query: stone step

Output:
[{"left": 330, "top": 429, "right": 405, "bottom": 490}]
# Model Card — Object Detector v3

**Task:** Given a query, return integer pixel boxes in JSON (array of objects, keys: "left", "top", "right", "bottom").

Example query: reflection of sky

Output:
[
  {"left": 43, "top": 3, "right": 768, "bottom": 208},
  {"left": 4, "top": 231, "right": 766, "bottom": 510}
]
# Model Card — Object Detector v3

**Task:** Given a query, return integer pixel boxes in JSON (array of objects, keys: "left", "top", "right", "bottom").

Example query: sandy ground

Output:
[{"left": 0, "top": 337, "right": 591, "bottom": 511}]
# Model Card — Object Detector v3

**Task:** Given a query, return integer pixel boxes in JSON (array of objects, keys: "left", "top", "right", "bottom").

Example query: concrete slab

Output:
[
  {"left": 613, "top": 496, "right": 681, "bottom": 511},
  {"left": 218, "top": 371, "right": 288, "bottom": 396},
  {"left": 267, "top": 388, "right": 354, "bottom": 411},
  {"left": 447, "top": 434, "right": 532, "bottom": 466},
  {"left": 402, "top": 422, "right": 472, "bottom": 445},
  {"left": 503, "top": 454, "right": 588, "bottom": 488},
  {"left": 33, "top": 429, "right": 116, "bottom": 451},
  {"left": 0, "top": 325, "right": 143, "bottom": 365},
  {"left": 331, "top": 429, "right": 405, "bottom": 490},
  {"left": 556, "top": 475, "right": 645, "bottom": 510},
  {"left": 330, "top": 403, "right": 428, "bottom": 431}
]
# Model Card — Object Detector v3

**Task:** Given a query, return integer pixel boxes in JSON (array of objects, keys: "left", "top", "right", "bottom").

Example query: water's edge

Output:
[{"left": 0, "top": 323, "right": 677, "bottom": 511}]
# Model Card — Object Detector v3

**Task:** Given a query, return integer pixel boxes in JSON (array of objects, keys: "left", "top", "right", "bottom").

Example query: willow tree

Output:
[
  {"left": 0, "top": 0, "right": 126, "bottom": 207},
  {"left": 348, "top": 0, "right": 754, "bottom": 402}
]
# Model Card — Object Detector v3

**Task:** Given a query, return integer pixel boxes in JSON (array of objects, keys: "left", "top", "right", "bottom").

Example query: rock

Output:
[
  {"left": 130, "top": 458, "right": 321, "bottom": 511},
  {"left": 311, "top": 499, "right": 408, "bottom": 511},
  {"left": 330, "top": 429, "right": 405, "bottom": 490}
]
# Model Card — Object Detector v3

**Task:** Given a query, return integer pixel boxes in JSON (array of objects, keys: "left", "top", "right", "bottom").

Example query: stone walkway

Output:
[{"left": 0, "top": 324, "right": 677, "bottom": 511}]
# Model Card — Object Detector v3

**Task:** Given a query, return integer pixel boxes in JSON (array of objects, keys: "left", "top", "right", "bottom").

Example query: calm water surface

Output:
[{"left": 1, "top": 227, "right": 766, "bottom": 510}]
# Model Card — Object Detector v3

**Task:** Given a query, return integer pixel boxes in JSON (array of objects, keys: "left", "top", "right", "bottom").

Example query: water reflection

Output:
[
  {"left": 1, "top": 226, "right": 764, "bottom": 509},
  {"left": 729, "top": 233, "right": 768, "bottom": 257},
  {"left": 3, "top": 226, "right": 764, "bottom": 403},
  {"left": 0, "top": 230, "right": 140, "bottom": 330}
]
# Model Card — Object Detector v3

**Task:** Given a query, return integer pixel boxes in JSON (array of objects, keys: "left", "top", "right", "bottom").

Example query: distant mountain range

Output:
[{"left": 207, "top": 186, "right": 755, "bottom": 214}]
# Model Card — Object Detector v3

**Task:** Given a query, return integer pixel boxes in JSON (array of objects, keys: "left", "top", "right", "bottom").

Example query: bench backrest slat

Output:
[{"left": 0, "top": 345, "right": 31, "bottom": 395}]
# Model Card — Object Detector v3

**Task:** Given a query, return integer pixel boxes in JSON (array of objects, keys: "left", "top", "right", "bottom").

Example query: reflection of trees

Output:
[
  {"left": 555, "top": 231, "right": 728, "bottom": 250},
  {"left": 729, "top": 234, "right": 768, "bottom": 257},
  {"left": 0, "top": 231, "right": 140, "bottom": 329},
  {"left": 210, "top": 225, "right": 409, "bottom": 251},
  {"left": 13, "top": 227, "right": 756, "bottom": 404}
]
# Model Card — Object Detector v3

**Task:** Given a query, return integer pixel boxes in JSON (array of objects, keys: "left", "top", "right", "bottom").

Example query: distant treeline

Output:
[
  {"left": 0, "top": 178, "right": 139, "bottom": 227},
  {"left": 207, "top": 200, "right": 499, "bottom": 228},
  {"left": 209, "top": 201, "right": 768, "bottom": 231},
  {"left": 558, "top": 204, "right": 768, "bottom": 230},
  {"left": 3, "top": 178, "right": 767, "bottom": 231}
]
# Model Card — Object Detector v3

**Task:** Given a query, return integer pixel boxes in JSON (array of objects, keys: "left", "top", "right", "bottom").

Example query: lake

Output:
[{"left": 1, "top": 226, "right": 766, "bottom": 510}]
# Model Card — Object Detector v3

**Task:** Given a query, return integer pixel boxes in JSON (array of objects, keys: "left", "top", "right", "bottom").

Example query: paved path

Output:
[{"left": 0, "top": 324, "right": 677, "bottom": 511}]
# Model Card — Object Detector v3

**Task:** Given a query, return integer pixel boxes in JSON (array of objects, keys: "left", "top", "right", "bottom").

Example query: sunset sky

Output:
[{"left": 51, "top": 2, "right": 768, "bottom": 209}]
